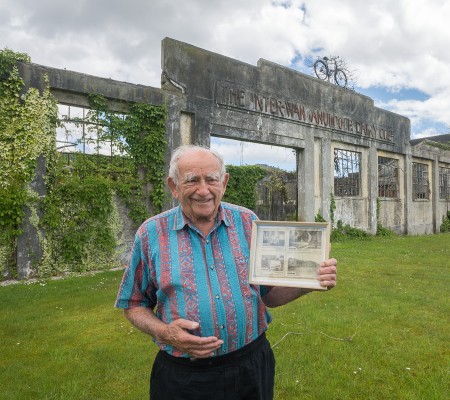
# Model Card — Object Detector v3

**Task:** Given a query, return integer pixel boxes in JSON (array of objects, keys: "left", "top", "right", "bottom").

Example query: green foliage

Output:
[
  {"left": 38, "top": 96, "right": 168, "bottom": 276},
  {"left": 80, "top": 94, "right": 167, "bottom": 217},
  {"left": 223, "top": 165, "right": 266, "bottom": 209},
  {"left": 315, "top": 212, "right": 326, "bottom": 222},
  {"left": 440, "top": 211, "right": 450, "bottom": 232},
  {"left": 0, "top": 48, "right": 58, "bottom": 276},
  {"left": 1, "top": 50, "right": 167, "bottom": 279},
  {"left": 265, "top": 169, "right": 289, "bottom": 203},
  {"left": 1, "top": 234, "right": 449, "bottom": 399},
  {"left": 331, "top": 219, "right": 371, "bottom": 242},
  {"left": 41, "top": 174, "right": 116, "bottom": 275},
  {"left": 376, "top": 198, "right": 396, "bottom": 237},
  {"left": 119, "top": 102, "right": 167, "bottom": 213},
  {"left": 329, "top": 192, "right": 336, "bottom": 224}
]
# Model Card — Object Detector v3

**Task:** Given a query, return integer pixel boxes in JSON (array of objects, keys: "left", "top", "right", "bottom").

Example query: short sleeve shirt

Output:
[{"left": 115, "top": 202, "right": 272, "bottom": 357}]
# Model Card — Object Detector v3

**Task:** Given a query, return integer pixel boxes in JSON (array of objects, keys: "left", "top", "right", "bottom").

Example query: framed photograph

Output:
[{"left": 249, "top": 221, "right": 330, "bottom": 290}]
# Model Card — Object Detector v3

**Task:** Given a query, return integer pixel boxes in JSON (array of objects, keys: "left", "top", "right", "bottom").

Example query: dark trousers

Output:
[{"left": 150, "top": 333, "right": 275, "bottom": 400}]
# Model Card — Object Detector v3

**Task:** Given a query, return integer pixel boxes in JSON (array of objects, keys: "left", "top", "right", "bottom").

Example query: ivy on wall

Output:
[
  {"left": 39, "top": 95, "right": 167, "bottom": 277},
  {"left": 223, "top": 165, "right": 266, "bottom": 210},
  {"left": 41, "top": 174, "right": 117, "bottom": 275},
  {"left": 0, "top": 49, "right": 59, "bottom": 276},
  {"left": 0, "top": 49, "right": 167, "bottom": 279}
]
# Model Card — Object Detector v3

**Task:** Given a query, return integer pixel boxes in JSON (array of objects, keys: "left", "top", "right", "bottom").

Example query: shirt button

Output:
[
  {"left": 210, "top": 265, "right": 214, "bottom": 270},
  {"left": 215, "top": 294, "right": 220, "bottom": 299},
  {"left": 206, "top": 240, "right": 209, "bottom": 244},
  {"left": 220, "top": 324, "right": 225, "bottom": 330}
]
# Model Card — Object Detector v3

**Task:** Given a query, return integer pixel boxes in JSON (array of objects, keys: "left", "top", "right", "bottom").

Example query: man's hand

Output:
[
  {"left": 124, "top": 307, "right": 223, "bottom": 358},
  {"left": 159, "top": 319, "right": 223, "bottom": 358},
  {"left": 262, "top": 258, "right": 337, "bottom": 307},
  {"left": 318, "top": 258, "right": 337, "bottom": 289}
]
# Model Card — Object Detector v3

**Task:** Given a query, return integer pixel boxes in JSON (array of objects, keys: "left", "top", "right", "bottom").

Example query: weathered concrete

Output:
[
  {"left": 4, "top": 38, "right": 450, "bottom": 279},
  {"left": 16, "top": 156, "right": 46, "bottom": 279},
  {"left": 161, "top": 37, "right": 412, "bottom": 225}
]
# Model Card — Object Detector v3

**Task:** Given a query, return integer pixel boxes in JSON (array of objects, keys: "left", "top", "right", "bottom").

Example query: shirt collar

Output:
[{"left": 173, "top": 203, "right": 231, "bottom": 232}]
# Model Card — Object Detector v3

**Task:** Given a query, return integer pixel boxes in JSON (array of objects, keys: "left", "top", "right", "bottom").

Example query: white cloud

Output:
[
  {"left": 1, "top": 0, "right": 449, "bottom": 147},
  {"left": 211, "top": 138, "right": 296, "bottom": 171}
]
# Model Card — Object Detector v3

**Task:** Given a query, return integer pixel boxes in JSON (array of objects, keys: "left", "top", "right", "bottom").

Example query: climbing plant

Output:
[
  {"left": 223, "top": 165, "right": 266, "bottom": 210},
  {"left": 78, "top": 94, "right": 168, "bottom": 218},
  {"left": 376, "top": 197, "right": 395, "bottom": 236},
  {"left": 0, "top": 49, "right": 167, "bottom": 279},
  {"left": 40, "top": 95, "right": 168, "bottom": 276},
  {"left": 0, "top": 48, "right": 59, "bottom": 276},
  {"left": 440, "top": 211, "right": 450, "bottom": 232}
]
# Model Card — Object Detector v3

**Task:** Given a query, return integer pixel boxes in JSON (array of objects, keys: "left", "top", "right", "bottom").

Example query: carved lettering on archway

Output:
[{"left": 215, "top": 81, "right": 395, "bottom": 143}]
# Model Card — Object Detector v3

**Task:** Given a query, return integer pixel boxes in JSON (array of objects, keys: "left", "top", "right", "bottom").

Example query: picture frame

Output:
[{"left": 249, "top": 221, "right": 331, "bottom": 290}]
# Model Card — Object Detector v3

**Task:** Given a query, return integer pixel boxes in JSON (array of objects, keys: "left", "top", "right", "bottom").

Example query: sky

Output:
[{"left": 1, "top": 0, "right": 449, "bottom": 171}]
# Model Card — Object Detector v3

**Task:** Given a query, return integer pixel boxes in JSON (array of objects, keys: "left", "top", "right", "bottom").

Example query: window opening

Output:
[
  {"left": 412, "top": 162, "right": 429, "bottom": 200},
  {"left": 439, "top": 167, "right": 450, "bottom": 200},
  {"left": 333, "top": 149, "right": 361, "bottom": 196},
  {"left": 378, "top": 156, "right": 399, "bottom": 198},
  {"left": 56, "top": 104, "right": 131, "bottom": 177}
]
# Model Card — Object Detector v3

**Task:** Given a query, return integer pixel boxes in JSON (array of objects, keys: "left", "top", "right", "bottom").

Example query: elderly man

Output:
[{"left": 115, "top": 145, "right": 337, "bottom": 400}]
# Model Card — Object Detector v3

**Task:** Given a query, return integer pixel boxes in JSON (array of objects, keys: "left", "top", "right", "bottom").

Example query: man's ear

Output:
[
  {"left": 222, "top": 173, "right": 230, "bottom": 192},
  {"left": 167, "top": 177, "right": 179, "bottom": 199}
]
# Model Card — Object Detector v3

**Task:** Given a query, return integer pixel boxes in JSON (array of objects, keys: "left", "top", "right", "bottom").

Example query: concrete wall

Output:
[
  {"left": 377, "top": 150, "right": 407, "bottom": 234},
  {"left": 161, "top": 38, "right": 411, "bottom": 226},
  {"left": 411, "top": 142, "right": 450, "bottom": 234},
  {"left": 6, "top": 38, "right": 450, "bottom": 278},
  {"left": 13, "top": 61, "right": 185, "bottom": 278}
]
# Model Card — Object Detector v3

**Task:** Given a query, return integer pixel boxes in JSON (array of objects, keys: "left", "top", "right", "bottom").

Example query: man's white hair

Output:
[{"left": 168, "top": 145, "right": 226, "bottom": 185}]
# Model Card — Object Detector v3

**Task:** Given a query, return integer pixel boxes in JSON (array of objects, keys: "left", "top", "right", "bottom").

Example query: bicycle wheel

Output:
[
  {"left": 314, "top": 60, "right": 329, "bottom": 81},
  {"left": 334, "top": 68, "right": 347, "bottom": 87}
]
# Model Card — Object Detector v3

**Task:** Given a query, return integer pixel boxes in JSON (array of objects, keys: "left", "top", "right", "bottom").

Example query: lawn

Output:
[{"left": 1, "top": 233, "right": 449, "bottom": 399}]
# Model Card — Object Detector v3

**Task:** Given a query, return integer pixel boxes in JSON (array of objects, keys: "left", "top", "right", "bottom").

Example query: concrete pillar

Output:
[
  {"left": 368, "top": 143, "right": 378, "bottom": 235},
  {"left": 404, "top": 152, "right": 413, "bottom": 234},
  {"left": 432, "top": 154, "right": 440, "bottom": 233},
  {"left": 297, "top": 133, "right": 314, "bottom": 222},
  {"left": 320, "top": 137, "right": 332, "bottom": 223},
  {"left": 16, "top": 156, "right": 46, "bottom": 279}
]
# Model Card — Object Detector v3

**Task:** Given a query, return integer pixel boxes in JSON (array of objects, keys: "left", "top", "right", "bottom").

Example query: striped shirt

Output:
[{"left": 115, "top": 202, "right": 272, "bottom": 357}]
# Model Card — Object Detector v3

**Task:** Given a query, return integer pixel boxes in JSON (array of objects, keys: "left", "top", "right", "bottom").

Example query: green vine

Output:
[
  {"left": 79, "top": 94, "right": 168, "bottom": 218},
  {"left": 41, "top": 174, "right": 117, "bottom": 275},
  {"left": 330, "top": 192, "right": 336, "bottom": 224},
  {"left": 0, "top": 48, "right": 58, "bottom": 277},
  {"left": 315, "top": 212, "right": 326, "bottom": 222},
  {"left": 376, "top": 197, "right": 395, "bottom": 236},
  {"left": 1, "top": 50, "right": 167, "bottom": 279},
  {"left": 223, "top": 165, "right": 266, "bottom": 209},
  {"left": 39, "top": 94, "right": 168, "bottom": 276},
  {"left": 440, "top": 211, "right": 450, "bottom": 232}
]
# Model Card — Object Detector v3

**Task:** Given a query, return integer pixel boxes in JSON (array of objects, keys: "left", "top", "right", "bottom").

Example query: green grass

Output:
[{"left": 1, "top": 234, "right": 449, "bottom": 399}]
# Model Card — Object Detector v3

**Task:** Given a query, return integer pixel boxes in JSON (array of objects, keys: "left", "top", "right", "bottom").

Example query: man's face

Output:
[{"left": 168, "top": 149, "right": 229, "bottom": 226}]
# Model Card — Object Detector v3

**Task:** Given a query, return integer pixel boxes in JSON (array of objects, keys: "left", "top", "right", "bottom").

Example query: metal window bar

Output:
[
  {"left": 57, "top": 104, "right": 131, "bottom": 179},
  {"left": 334, "top": 149, "right": 361, "bottom": 196},
  {"left": 439, "top": 167, "right": 450, "bottom": 200},
  {"left": 412, "top": 163, "right": 429, "bottom": 200},
  {"left": 378, "top": 156, "right": 399, "bottom": 198}
]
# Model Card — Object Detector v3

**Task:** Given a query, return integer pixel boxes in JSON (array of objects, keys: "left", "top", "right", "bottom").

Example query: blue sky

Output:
[{"left": 1, "top": 0, "right": 448, "bottom": 169}]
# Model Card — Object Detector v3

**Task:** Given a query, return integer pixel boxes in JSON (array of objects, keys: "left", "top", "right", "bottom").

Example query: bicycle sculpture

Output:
[{"left": 314, "top": 56, "right": 348, "bottom": 88}]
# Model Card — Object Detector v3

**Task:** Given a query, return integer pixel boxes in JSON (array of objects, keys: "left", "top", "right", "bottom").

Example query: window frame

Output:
[
  {"left": 333, "top": 148, "right": 362, "bottom": 197},
  {"left": 439, "top": 166, "right": 450, "bottom": 200},
  {"left": 412, "top": 162, "right": 430, "bottom": 200},
  {"left": 378, "top": 156, "right": 399, "bottom": 199}
]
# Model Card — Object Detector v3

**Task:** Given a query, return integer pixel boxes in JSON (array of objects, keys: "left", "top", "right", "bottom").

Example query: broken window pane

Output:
[
  {"left": 333, "top": 149, "right": 361, "bottom": 196},
  {"left": 378, "top": 156, "right": 399, "bottom": 198},
  {"left": 412, "top": 162, "right": 429, "bottom": 200},
  {"left": 439, "top": 166, "right": 450, "bottom": 200}
]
